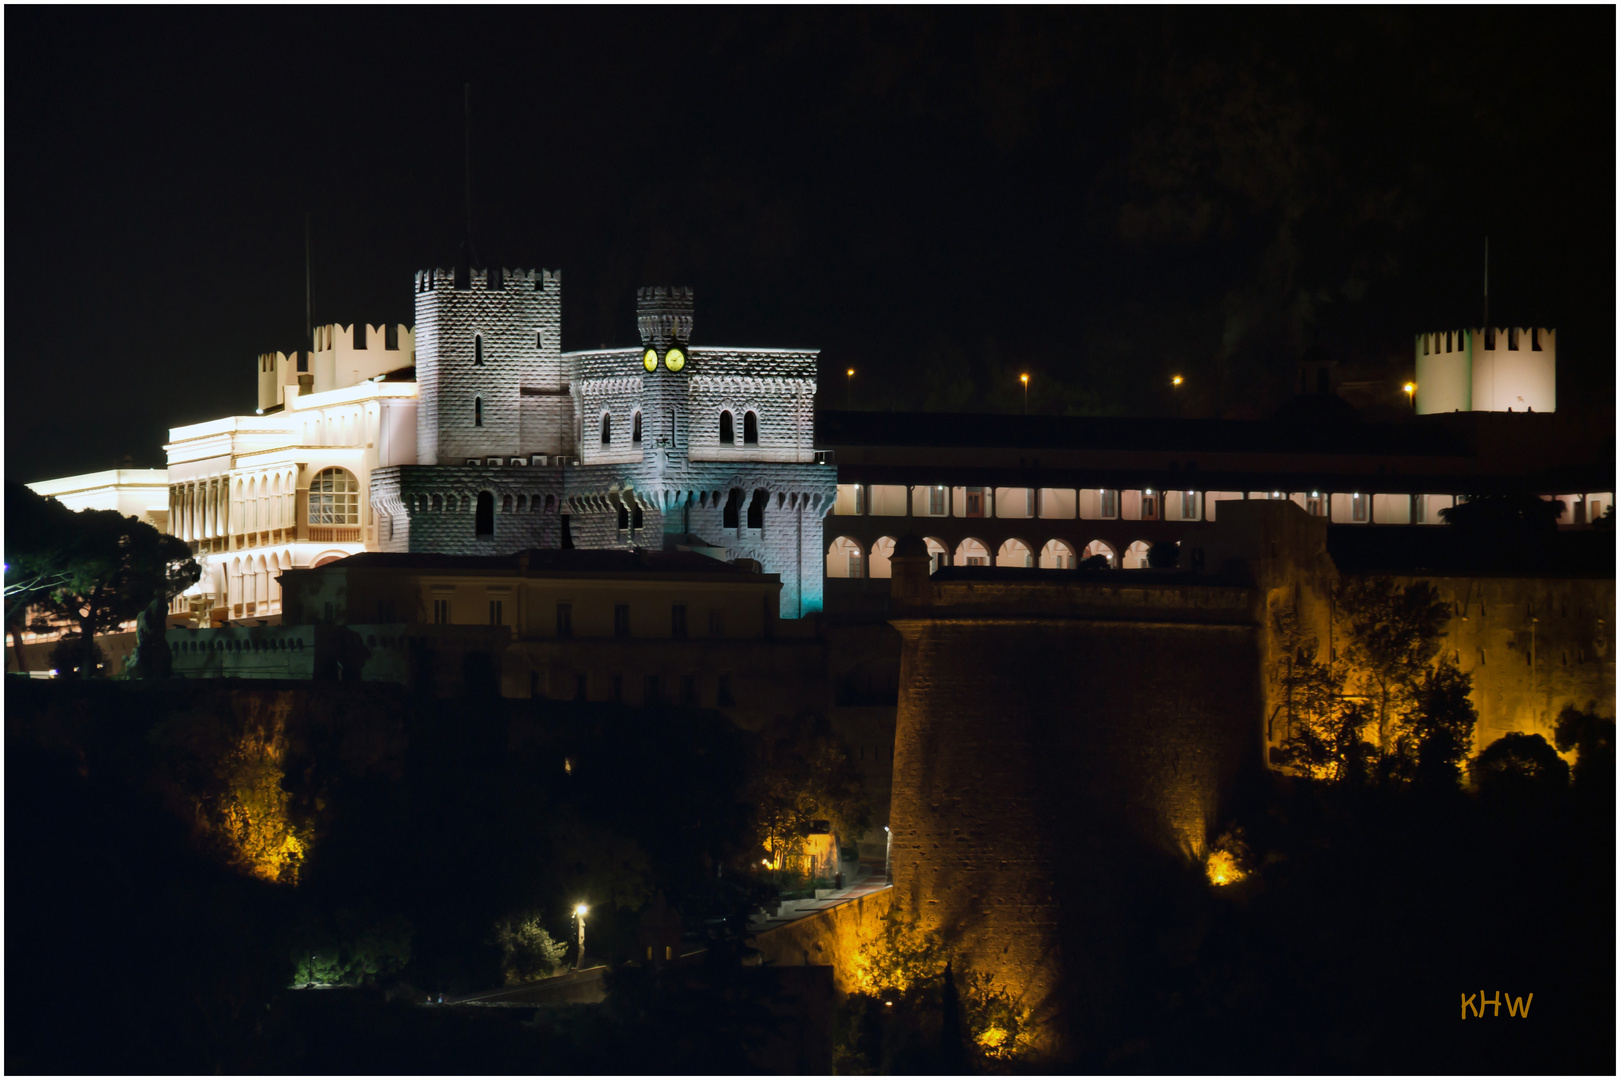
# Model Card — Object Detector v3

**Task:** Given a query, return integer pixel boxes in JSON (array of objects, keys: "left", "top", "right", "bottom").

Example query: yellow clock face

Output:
[
  {"left": 664, "top": 347, "right": 686, "bottom": 373},
  {"left": 642, "top": 348, "right": 658, "bottom": 372}
]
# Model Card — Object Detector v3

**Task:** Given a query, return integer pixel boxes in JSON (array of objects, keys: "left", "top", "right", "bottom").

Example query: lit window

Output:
[
  {"left": 1352, "top": 493, "right": 1368, "bottom": 522},
  {"left": 1099, "top": 489, "right": 1117, "bottom": 518},
  {"left": 308, "top": 468, "right": 360, "bottom": 525},
  {"left": 929, "top": 486, "right": 946, "bottom": 515}
]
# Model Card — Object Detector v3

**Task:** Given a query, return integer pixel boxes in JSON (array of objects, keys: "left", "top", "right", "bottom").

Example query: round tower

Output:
[
  {"left": 412, "top": 266, "right": 563, "bottom": 465},
  {"left": 1415, "top": 327, "right": 1556, "bottom": 414}
]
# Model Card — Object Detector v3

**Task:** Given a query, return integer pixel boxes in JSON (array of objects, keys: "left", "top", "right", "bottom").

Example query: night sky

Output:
[{"left": 7, "top": 8, "right": 1613, "bottom": 482}]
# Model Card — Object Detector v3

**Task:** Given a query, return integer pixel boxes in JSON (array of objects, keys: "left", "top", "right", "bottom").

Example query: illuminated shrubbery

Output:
[{"left": 493, "top": 911, "right": 568, "bottom": 984}]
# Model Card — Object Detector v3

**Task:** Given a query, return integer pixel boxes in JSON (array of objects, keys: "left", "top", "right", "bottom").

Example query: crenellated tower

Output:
[
  {"left": 1414, "top": 326, "right": 1556, "bottom": 414},
  {"left": 413, "top": 266, "right": 567, "bottom": 464}
]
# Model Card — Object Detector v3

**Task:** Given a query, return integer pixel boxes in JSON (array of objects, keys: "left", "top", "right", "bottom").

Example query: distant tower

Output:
[
  {"left": 637, "top": 287, "right": 694, "bottom": 475},
  {"left": 1414, "top": 326, "right": 1556, "bottom": 414},
  {"left": 412, "top": 267, "right": 567, "bottom": 464}
]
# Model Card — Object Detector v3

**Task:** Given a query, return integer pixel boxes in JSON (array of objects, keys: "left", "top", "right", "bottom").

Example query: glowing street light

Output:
[
  {"left": 574, "top": 903, "right": 588, "bottom": 970},
  {"left": 846, "top": 368, "right": 855, "bottom": 407},
  {"left": 1020, "top": 373, "right": 1029, "bottom": 414},
  {"left": 1171, "top": 374, "right": 1184, "bottom": 388},
  {"left": 1403, "top": 382, "right": 1416, "bottom": 409}
]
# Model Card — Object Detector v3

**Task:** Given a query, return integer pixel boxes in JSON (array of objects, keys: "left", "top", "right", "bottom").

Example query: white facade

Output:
[
  {"left": 26, "top": 469, "right": 170, "bottom": 530},
  {"left": 1415, "top": 326, "right": 1556, "bottom": 414}
]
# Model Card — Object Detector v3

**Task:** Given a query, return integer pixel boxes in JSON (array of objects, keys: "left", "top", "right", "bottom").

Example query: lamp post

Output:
[
  {"left": 1403, "top": 382, "right": 1416, "bottom": 411},
  {"left": 1020, "top": 373, "right": 1029, "bottom": 414},
  {"left": 574, "top": 903, "right": 588, "bottom": 971},
  {"left": 846, "top": 368, "right": 855, "bottom": 408}
]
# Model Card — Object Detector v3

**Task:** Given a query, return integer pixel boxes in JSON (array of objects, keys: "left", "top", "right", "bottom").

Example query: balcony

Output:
[{"left": 307, "top": 526, "right": 363, "bottom": 543}]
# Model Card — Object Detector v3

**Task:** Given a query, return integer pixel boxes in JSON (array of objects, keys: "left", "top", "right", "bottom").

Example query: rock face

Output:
[{"left": 885, "top": 540, "right": 1268, "bottom": 1059}]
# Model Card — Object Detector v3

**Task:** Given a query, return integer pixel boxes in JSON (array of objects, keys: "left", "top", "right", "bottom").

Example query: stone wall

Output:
[
  {"left": 749, "top": 886, "right": 897, "bottom": 994},
  {"left": 413, "top": 268, "right": 563, "bottom": 465}
]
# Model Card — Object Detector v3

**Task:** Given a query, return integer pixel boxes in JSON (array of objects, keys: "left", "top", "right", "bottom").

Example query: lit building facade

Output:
[{"left": 160, "top": 271, "right": 836, "bottom": 626}]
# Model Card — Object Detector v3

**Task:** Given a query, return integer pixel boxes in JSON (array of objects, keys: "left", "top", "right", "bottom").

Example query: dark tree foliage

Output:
[
  {"left": 6, "top": 483, "right": 199, "bottom": 678},
  {"left": 1146, "top": 539, "right": 1181, "bottom": 568},
  {"left": 1078, "top": 552, "right": 1111, "bottom": 570},
  {"left": 1553, "top": 701, "right": 1615, "bottom": 796},
  {"left": 1336, "top": 578, "right": 1450, "bottom": 754},
  {"left": 1469, "top": 732, "right": 1571, "bottom": 797},
  {"left": 1440, "top": 493, "right": 1566, "bottom": 568},
  {"left": 1389, "top": 658, "right": 1478, "bottom": 788}
]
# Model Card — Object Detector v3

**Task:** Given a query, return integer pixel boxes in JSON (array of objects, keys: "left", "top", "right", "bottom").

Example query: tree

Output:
[
  {"left": 1390, "top": 658, "right": 1478, "bottom": 787},
  {"left": 1335, "top": 578, "right": 1450, "bottom": 755},
  {"left": 1553, "top": 701, "right": 1614, "bottom": 796},
  {"left": 1469, "top": 733, "right": 1570, "bottom": 796},
  {"left": 1440, "top": 494, "right": 1565, "bottom": 568},
  {"left": 4, "top": 483, "right": 81, "bottom": 665},
  {"left": 1271, "top": 604, "right": 1374, "bottom": 783},
  {"left": 748, "top": 729, "right": 871, "bottom": 870},
  {"left": 493, "top": 910, "right": 567, "bottom": 984},
  {"left": 1077, "top": 553, "right": 1110, "bottom": 570},
  {"left": 17, "top": 497, "right": 198, "bottom": 679},
  {"left": 1146, "top": 540, "right": 1181, "bottom": 568}
]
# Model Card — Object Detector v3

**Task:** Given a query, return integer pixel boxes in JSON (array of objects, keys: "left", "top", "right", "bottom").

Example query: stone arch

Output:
[
  {"left": 1040, "top": 539, "right": 1076, "bottom": 569},
  {"left": 954, "top": 537, "right": 990, "bottom": 567},
  {"left": 922, "top": 537, "right": 949, "bottom": 574},
  {"left": 311, "top": 550, "right": 347, "bottom": 568},
  {"left": 1082, "top": 539, "right": 1117, "bottom": 568},
  {"left": 1123, "top": 540, "right": 1151, "bottom": 569},
  {"left": 827, "top": 536, "right": 864, "bottom": 579},
  {"left": 996, "top": 538, "right": 1034, "bottom": 568},
  {"left": 869, "top": 536, "right": 897, "bottom": 579},
  {"left": 255, "top": 554, "right": 269, "bottom": 610},
  {"left": 309, "top": 467, "right": 360, "bottom": 525}
]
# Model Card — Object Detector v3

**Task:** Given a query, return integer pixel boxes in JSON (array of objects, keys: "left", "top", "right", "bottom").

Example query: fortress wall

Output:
[
  {"left": 888, "top": 582, "right": 1264, "bottom": 1054},
  {"left": 750, "top": 886, "right": 897, "bottom": 993},
  {"left": 1384, "top": 573, "right": 1615, "bottom": 749}
]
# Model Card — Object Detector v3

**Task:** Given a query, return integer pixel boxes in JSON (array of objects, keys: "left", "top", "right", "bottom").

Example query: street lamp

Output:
[
  {"left": 1403, "top": 382, "right": 1416, "bottom": 410},
  {"left": 1020, "top": 373, "right": 1029, "bottom": 414},
  {"left": 574, "top": 903, "right": 588, "bottom": 970},
  {"left": 846, "top": 368, "right": 855, "bottom": 407},
  {"left": 1171, "top": 374, "right": 1184, "bottom": 388}
]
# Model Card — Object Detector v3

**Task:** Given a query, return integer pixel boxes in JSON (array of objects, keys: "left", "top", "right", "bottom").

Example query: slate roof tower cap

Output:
[{"left": 637, "top": 286, "right": 694, "bottom": 350}]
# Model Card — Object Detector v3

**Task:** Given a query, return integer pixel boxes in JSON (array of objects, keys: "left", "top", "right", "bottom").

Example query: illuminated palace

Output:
[{"left": 160, "top": 273, "right": 834, "bottom": 628}]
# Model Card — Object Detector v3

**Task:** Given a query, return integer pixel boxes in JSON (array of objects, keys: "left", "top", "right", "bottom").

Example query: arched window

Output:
[
  {"left": 723, "top": 488, "right": 742, "bottom": 529},
  {"left": 517, "top": 494, "right": 528, "bottom": 512},
  {"left": 431, "top": 494, "right": 443, "bottom": 511},
  {"left": 827, "top": 537, "right": 863, "bottom": 579},
  {"left": 601, "top": 414, "right": 612, "bottom": 445},
  {"left": 744, "top": 411, "right": 759, "bottom": 445},
  {"left": 474, "top": 334, "right": 484, "bottom": 365},
  {"left": 308, "top": 467, "right": 360, "bottom": 525},
  {"left": 502, "top": 494, "right": 513, "bottom": 513},
  {"left": 474, "top": 396, "right": 483, "bottom": 427},
  {"left": 719, "top": 411, "right": 734, "bottom": 445},
  {"left": 747, "top": 489, "right": 767, "bottom": 529},
  {"left": 476, "top": 492, "right": 495, "bottom": 536},
  {"left": 632, "top": 411, "right": 642, "bottom": 444}
]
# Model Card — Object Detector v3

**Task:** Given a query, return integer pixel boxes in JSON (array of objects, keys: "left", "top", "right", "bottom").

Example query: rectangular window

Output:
[
  {"left": 1352, "top": 493, "right": 1369, "bottom": 522},
  {"left": 928, "top": 486, "right": 947, "bottom": 515},
  {"left": 1412, "top": 494, "right": 1427, "bottom": 524},
  {"left": 680, "top": 675, "right": 697, "bottom": 705},
  {"left": 1099, "top": 489, "right": 1117, "bottom": 518},
  {"left": 556, "top": 603, "right": 573, "bottom": 638},
  {"left": 964, "top": 487, "right": 985, "bottom": 517},
  {"left": 614, "top": 604, "right": 630, "bottom": 638},
  {"left": 847, "top": 550, "right": 863, "bottom": 579},
  {"left": 994, "top": 487, "right": 1035, "bottom": 518},
  {"left": 489, "top": 599, "right": 503, "bottom": 626},
  {"left": 718, "top": 673, "right": 735, "bottom": 706},
  {"left": 1140, "top": 490, "right": 1158, "bottom": 520},
  {"left": 708, "top": 610, "right": 724, "bottom": 636},
  {"left": 833, "top": 484, "right": 864, "bottom": 515},
  {"left": 1182, "top": 491, "right": 1198, "bottom": 520},
  {"left": 671, "top": 604, "right": 687, "bottom": 637},
  {"left": 1305, "top": 495, "right": 1324, "bottom": 518},
  {"left": 644, "top": 675, "right": 659, "bottom": 704},
  {"left": 433, "top": 598, "right": 450, "bottom": 624}
]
